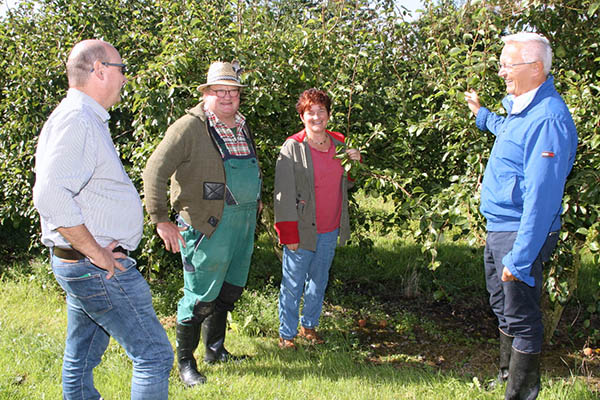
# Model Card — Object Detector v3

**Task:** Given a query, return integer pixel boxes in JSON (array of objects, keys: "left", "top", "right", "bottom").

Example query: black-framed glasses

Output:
[
  {"left": 90, "top": 62, "right": 127, "bottom": 74},
  {"left": 210, "top": 88, "right": 240, "bottom": 98},
  {"left": 498, "top": 61, "right": 537, "bottom": 70}
]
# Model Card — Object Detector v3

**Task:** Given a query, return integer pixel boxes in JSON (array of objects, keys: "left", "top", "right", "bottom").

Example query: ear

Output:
[
  {"left": 91, "top": 60, "right": 104, "bottom": 79},
  {"left": 533, "top": 60, "right": 544, "bottom": 76}
]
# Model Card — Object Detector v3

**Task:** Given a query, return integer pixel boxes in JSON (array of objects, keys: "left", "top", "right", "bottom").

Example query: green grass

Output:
[
  {"left": 1, "top": 256, "right": 598, "bottom": 399},
  {"left": 0, "top": 273, "right": 595, "bottom": 399},
  {"left": 1, "top": 192, "right": 598, "bottom": 398}
]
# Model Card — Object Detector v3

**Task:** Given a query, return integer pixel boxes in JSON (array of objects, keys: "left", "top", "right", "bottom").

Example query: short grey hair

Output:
[
  {"left": 66, "top": 42, "right": 108, "bottom": 87},
  {"left": 502, "top": 32, "right": 552, "bottom": 76}
]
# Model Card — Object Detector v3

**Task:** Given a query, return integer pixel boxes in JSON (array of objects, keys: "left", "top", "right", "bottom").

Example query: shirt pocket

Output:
[{"left": 296, "top": 193, "right": 307, "bottom": 218}]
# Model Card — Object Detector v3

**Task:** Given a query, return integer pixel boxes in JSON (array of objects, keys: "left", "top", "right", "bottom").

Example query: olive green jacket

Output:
[{"left": 143, "top": 102, "right": 259, "bottom": 237}]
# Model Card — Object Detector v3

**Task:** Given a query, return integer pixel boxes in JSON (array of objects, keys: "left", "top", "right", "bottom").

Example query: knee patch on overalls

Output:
[
  {"left": 191, "top": 300, "right": 215, "bottom": 324},
  {"left": 215, "top": 282, "right": 244, "bottom": 313}
]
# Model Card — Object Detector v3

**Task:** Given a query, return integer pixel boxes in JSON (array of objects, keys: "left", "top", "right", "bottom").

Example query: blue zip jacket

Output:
[{"left": 476, "top": 76, "right": 577, "bottom": 286}]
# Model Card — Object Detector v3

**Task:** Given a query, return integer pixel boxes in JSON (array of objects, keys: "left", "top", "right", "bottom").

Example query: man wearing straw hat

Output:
[{"left": 143, "top": 61, "right": 261, "bottom": 387}]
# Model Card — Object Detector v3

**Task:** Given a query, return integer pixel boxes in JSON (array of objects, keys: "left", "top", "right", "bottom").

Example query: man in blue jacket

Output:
[{"left": 464, "top": 32, "right": 577, "bottom": 400}]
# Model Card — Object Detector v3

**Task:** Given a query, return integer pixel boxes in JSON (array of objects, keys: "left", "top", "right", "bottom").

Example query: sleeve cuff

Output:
[
  {"left": 475, "top": 107, "right": 490, "bottom": 131},
  {"left": 45, "top": 212, "right": 84, "bottom": 231},
  {"left": 274, "top": 221, "right": 300, "bottom": 244},
  {"left": 502, "top": 252, "right": 535, "bottom": 287},
  {"left": 147, "top": 209, "right": 171, "bottom": 225}
]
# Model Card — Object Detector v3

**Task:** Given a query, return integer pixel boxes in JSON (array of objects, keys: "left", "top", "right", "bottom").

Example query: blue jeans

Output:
[
  {"left": 483, "top": 231, "right": 558, "bottom": 354},
  {"left": 278, "top": 229, "right": 339, "bottom": 340},
  {"left": 52, "top": 255, "right": 174, "bottom": 400}
]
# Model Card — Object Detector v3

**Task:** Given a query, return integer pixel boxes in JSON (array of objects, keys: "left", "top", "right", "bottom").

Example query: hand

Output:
[
  {"left": 88, "top": 240, "right": 126, "bottom": 280},
  {"left": 258, "top": 200, "right": 264, "bottom": 215},
  {"left": 56, "top": 225, "right": 125, "bottom": 280},
  {"left": 157, "top": 221, "right": 187, "bottom": 253},
  {"left": 345, "top": 148, "right": 361, "bottom": 161},
  {"left": 501, "top": 267, "right": 518, "bottom": 282},
  {"left": 286, "top": 243, "right": 299, "bottom": 251},
  {"left": 464, "top": 89, "right": 481, "bottom": 116}
]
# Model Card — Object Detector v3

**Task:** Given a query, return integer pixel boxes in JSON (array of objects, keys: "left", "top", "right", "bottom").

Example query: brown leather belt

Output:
[{"left": 53, "top": 246, "right": 129, "bottom": 261}]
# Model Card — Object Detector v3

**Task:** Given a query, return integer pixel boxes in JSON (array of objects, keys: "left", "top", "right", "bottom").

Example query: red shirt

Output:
[{"left": 309, "top": 141, "right": 343, "bottom": 233}]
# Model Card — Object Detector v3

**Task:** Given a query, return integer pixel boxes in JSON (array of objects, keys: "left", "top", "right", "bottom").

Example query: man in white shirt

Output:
[{"left": 33, "top": 39, "right": 173, "bottom": 400}]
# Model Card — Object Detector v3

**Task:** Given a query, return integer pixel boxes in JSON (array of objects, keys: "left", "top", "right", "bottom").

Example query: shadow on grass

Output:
[
  {"left": 239, "top": 233, "right": 600, "bottom": 388},
  {"left": 217, "top": 336, "right": 474, "bottom": 388}
]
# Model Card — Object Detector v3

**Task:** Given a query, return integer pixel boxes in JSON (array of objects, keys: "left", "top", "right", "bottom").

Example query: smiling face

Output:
[
  {"left": 300, "top": 103, "right": 330, "bottom": 136},
  {"left": 203, "top": 84, "right": 241, "bottom": 125},
  {"left": 498, "top": 42, "right": 542, "bottom": 97}
]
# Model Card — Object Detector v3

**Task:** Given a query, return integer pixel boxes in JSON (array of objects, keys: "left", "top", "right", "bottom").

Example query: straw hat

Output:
[{"left": 197, "top": 61, "right": 246, "bottom": 91}]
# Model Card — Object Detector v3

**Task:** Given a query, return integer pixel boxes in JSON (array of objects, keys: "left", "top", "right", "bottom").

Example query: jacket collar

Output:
[
  {"left": 502, "top": 75, "right": 555, "bottom": 115},
  {"left": 288, "top": 128, "right": 345, "bottom": 144},
  {"left": 186, "top": 101, "right": 208, "bottom": 121}
]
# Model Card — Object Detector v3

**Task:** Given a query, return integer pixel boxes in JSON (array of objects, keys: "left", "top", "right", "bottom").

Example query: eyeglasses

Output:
[
  {"left": 498, "top": 61, "right": 537, "bottom": 70},
  {"left": 210, "top": 89, "right": 240, "bottom": 98},
  {"left": 90, "top": 62, "right": 128, "bottom": 74}
]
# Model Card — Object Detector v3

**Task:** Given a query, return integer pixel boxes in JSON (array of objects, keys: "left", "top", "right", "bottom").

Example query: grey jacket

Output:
[{"left": 273, "top": 129, "right": 351, "bottom": 251}]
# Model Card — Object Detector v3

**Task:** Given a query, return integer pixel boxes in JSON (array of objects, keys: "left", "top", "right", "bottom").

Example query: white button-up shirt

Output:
[{"left": 33, "top": 88, "right": 143, "bottom": 250}]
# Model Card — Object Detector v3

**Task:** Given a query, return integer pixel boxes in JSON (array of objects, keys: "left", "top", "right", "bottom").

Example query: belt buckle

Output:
[{"left": 113, "top": 246, "right": 129, "bottom": 256}]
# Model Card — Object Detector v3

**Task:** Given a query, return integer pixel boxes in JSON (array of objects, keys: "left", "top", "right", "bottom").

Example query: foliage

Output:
[{"left": 1, "top": 0, "right": 599, "bottom": 337}]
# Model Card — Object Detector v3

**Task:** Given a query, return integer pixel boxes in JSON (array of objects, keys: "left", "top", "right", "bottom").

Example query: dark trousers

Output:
[{"left": 483, "top": 231, "right": 558, "bottom": 354}]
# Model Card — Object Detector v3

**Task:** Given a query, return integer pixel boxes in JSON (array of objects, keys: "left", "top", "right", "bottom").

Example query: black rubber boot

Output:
[
  {"left": 488, "top": 330, "right": 513, "bottom": 390},
  {"left": 201, "top": 310, "right": 247, "bottom": 364},
  {"left": 176, "top": 323, "right": 206, "bottom": 387},
  {"left": 504, "top": 349, "right": 541, "bottom": 400},
  {"left": 498, "top": 330, "right": 513, "bottom": 381}
]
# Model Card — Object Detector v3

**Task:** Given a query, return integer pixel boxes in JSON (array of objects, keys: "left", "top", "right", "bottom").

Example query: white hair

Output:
[{"left": 502, "top": 32, "right": 552, "bottom": 76}]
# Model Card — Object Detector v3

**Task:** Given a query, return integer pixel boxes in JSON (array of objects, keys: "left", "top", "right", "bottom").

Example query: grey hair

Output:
[
  {"left": 66, "top": 42, "right": 108, "bottom": 87},
  {"left": 501, "top": 32, "right": 552, "bottom": 76}
]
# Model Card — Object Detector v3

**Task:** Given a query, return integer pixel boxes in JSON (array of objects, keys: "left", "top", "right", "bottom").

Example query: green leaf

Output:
[
  {"left": 588, "top": 2, "right": 600, "bottom": 17},
  {"left": 448, "top": 47, "right": 462, "bottom": 57}
]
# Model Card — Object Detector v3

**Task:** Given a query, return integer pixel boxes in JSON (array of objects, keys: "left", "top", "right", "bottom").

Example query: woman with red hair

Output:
[{"left": 274, "top": 88, "right": 361, "bottom": 349}]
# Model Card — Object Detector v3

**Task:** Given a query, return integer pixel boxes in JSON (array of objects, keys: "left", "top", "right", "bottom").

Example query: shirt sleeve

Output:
[
  {"left": 476, "top": 107, "right": 506, "bottom": 136},
  {"left": 501, "top": 118, "right": 575, "bottom": 286},
  {"left": 273, "top": 141, "right": 300, "bottom": 244},
  {"left": 33, "top": 115, "right": 97, "bottom": 230}
]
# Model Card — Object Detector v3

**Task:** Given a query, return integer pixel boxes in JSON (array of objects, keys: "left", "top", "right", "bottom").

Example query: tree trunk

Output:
[
  {"left": 542, "top": 241, "right": 581, "bottom": 344},
  {"left": 258, "top": 202, "right": 283, "bottom": 262}
]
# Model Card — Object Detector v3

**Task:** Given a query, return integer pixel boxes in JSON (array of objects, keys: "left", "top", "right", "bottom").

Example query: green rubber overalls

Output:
[{"left": 177, "top": 132, "right": 260, "bottom": 324}]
